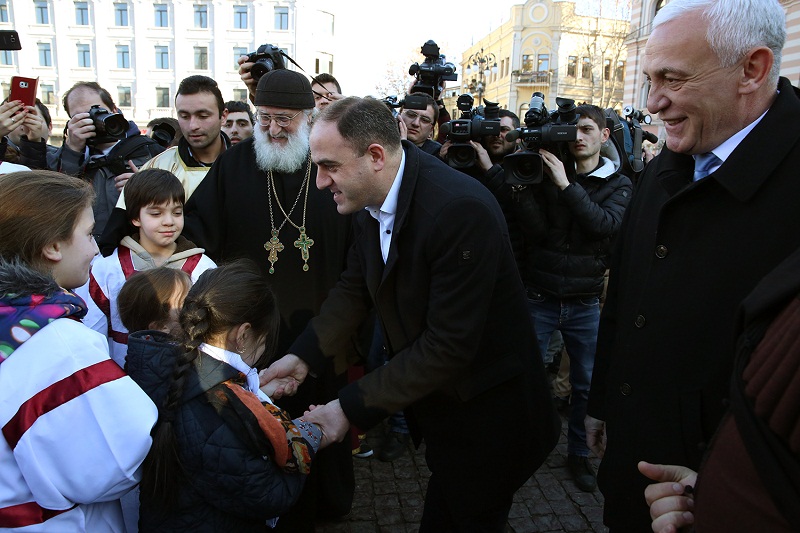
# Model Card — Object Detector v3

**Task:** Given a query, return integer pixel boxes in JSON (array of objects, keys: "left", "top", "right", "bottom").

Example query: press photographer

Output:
[
  {"left": 510, "top": 102, "right": 632, "bottom": 493},
  {"left": 55, "top": 81, "right": 164, "bottom": 238}
]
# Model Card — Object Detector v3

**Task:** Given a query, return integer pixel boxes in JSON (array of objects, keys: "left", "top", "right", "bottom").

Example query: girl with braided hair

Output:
[
  {"left": 0, "top": 170, "right": 157, "bottom": 531},
  {"left": 124, "top": 260, "right": 322, "bottom": 532}
]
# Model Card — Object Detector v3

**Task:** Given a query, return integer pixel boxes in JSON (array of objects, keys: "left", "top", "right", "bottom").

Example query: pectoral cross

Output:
[
  {"left": 294, "top": 226, "right": 314, "bottom": 272},
  {"left": 264, "top": 230, "right": 284, "bottom": 274}
]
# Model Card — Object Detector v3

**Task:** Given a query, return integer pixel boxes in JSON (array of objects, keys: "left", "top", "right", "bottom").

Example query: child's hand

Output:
[{"left": 260, "top": 376, "right": 300, "bottom": 399}]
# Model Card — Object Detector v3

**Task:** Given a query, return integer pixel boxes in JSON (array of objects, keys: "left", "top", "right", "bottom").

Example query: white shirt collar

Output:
[
  {"left": 367, "top": 151, "right": 405, "bottom": 263},
  {"left": 198, "top": 342, "right": 271, "bottom": 403}
]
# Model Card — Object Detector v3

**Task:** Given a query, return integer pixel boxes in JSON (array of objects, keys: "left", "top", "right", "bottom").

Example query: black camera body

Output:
[
  {"left": 503, "top": 93, "right": 579, "bottom": 185},
  {"left": 150, "top": 122, "right": 176, "bottom": 148},
  {"left": 440, "top": 95, "right": 501, "bottom": 168},
  {"left": 246, "top": 44, "right": 287, "bottom": 82},
  {"left": 87, "top": 105, "right": 129, "bottom": 146},
  {"left": 408, "top": 40, "right": 457, "bottom": 100}
]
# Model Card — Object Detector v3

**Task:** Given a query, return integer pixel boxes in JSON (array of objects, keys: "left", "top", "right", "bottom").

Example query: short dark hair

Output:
[
  {"left": 311, "top": 73, "right": 342, "bottom": 94},
  {"left": 63, "top": 82, "right": 116, "bottom": 117},
  {"left": 499, "top": 109, "right": 520, "bottom": 129},
  {"left": 317, "top": 97, "right": 402, "bottom": 155},
  {"left": 224, "top": 100, "right": 254, "bottom": 124},
  {"left": 176, "top": 75, "right": 224, "bottom": 116},
  {"left": 575, "top": 104, "right": 607, "bottom": 132},
  {"left": 124, "top": 169, "right": 185, "bottom": 227},
  {"left": 403, "top": 93, "right": 439, "bottom": 125}
]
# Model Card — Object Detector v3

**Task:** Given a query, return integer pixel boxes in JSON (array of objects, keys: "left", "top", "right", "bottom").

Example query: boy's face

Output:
[{"left": 132, "top": 200, "right": 184, "bottom": 254}]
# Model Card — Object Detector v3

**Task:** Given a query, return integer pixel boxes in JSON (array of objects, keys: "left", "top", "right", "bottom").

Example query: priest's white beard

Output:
[{"left": 253, "top": 120, "right": 311, "bottom": 173}]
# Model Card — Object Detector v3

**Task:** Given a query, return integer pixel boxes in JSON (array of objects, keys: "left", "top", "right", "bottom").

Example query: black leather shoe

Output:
[
  {"left": 378, "top": 431, "right": 410, "bottom": 462},
  {"left": 567, "top": 454, "right": 597, "bottom": 492}
]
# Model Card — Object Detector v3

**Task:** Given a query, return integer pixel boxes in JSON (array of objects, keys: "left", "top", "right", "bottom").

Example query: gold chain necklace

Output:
[{"left": 263, "top": 156, "right": 314, "bottom": 274}]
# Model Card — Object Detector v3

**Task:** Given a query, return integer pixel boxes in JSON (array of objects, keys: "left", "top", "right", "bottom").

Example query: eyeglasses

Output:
[
  {"left": 255, "top": 110, "right": 303, "bottom": 127},
  {"left": 401, "top": 109, "right": 434, "bottom": 126}
]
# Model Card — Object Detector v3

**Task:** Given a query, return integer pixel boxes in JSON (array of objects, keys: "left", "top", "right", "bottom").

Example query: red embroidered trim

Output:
[
  {"left": 2, "top": 360, "right": 127, "bottom": 449},
  {"left": 0, "top": 501, "right": 76, "bottom": 528}
]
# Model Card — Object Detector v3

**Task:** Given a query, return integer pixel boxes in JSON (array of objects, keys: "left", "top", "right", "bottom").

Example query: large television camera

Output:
[
  {"left": 381, "top": 40, "right": 458, "bottom": 115},
  {"left": 439, "top": 95, "right": 501, "bottom": 168},
  {"left": 503, "top": 93, "right": 579, "bottom": 185},
  {"left": 409, "top": 40, "right": 457, "bottom": 101},
  {"left": 245, "top": 44, "right": 287, "bottom": 82}
]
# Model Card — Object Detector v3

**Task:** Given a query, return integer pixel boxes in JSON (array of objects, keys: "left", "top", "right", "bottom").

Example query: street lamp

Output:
[{"left": 465, "top": 48, "right": 498, "bottom": 105}]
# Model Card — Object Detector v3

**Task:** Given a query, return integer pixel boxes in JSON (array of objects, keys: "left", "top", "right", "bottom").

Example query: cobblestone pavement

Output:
[{"left": 316, "top": 413, "right": 608, "bottom": 533}]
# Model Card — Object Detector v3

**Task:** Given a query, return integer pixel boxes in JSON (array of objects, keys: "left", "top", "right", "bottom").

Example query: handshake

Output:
[{"left": 259, "top": 353, "right": 349, "bottom": 448}]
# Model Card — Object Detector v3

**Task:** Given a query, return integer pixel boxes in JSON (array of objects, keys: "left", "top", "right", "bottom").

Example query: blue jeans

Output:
[{"left": 528, "top": 290, "right": 600, "bottom": 456}]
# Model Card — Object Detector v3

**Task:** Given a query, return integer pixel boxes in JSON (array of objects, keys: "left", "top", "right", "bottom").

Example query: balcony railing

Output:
[{"left": 513, "top": 70, "right": 552, "bottom": 85}]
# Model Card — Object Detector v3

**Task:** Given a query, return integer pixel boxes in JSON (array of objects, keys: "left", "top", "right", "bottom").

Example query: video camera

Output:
[
  {"left": 439, "top": 95, "right": 501, "bottom": 168},
  {"left": 87, "top": 105, "right": 129, "bottom": 146},
  {"left": 245, "top": 44, "right": 287, "bottom": 82},
  {"left": 621, "top": 105, "right": 658, "bottom": 175},
  {"left": 409, "top": 40, "right": 457, "bottom": 101},
  {"left": 503, "top": 93, "right": 579, "bottom": 185},
  {"left": 381, "top": 40, "right": 458, "bottom": 116}
]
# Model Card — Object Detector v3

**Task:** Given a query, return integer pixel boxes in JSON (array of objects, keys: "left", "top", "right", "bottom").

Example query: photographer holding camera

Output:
[
  {"left": 398, "top": 93, "right": 442, "bottom": 155},
  {"left": 512, "top": 104, "right": 632, "bottom": 492},
  {"left": 55, "top": 82, "right": 164, "bottom": 238}
]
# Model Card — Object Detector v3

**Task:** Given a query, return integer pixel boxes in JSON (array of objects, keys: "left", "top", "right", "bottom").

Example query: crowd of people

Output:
[{"left": 2, "top": 0, "right": 800, "bottom": 531}]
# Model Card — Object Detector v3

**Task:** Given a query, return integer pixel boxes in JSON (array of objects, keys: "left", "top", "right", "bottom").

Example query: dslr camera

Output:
[
  {"left": 246, "top": 44, "right": 287, "bottom": 82},
  {"left": 503, "top": 93, "right": 579, "bottom": 185},
  {"left": 439, "top": 95, "right": 501, "bottom": 168},
  {"left": 87, "top": 105, "right": 129, "bottom": 146}
]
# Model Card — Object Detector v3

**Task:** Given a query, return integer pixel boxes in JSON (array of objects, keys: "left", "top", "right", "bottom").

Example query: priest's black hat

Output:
[{"left": 254, "top": 70, "right": 314, "bottom": 109}]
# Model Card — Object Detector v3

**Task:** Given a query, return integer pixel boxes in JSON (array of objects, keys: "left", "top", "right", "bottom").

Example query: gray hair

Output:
[{"left": 653, "top": 0, "right": 786, "bottom": 85}]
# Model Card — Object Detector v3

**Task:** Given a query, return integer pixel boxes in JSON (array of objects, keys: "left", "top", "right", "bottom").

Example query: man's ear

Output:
[
  {"left": 740, "top": 46, "right": 773, "bottom": 95},
  {"left": 367, "top": 143, "right": 387, "bottom": 171},
  {"left": 601, "top": 127, "right": 611, "bottom": 143},
  {"left": 220, "top": 108, "right": 229, "bottom": 125},
  {"left": 42, "top": 241, "right": 62, "bottom": 263}
]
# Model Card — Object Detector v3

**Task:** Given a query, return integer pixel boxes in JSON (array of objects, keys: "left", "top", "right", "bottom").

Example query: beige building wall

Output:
[{"left": 445, "top": 0, "right": 628, "bottom": 122}]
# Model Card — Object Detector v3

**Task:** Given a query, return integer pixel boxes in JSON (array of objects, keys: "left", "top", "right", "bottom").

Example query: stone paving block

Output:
[
  {"left": 508, "top": 500, "right": 531, "bottom": 519},
  {"left": 559, "top": 512, "right": 590, "bottom": 531},
  {"left": 375, "top": 508, "right": 403, "bottom": 526},
  {"left": 532, "top": 512, "right": 563, "bottom": 531},
  {"left": 398, "top": 492, "right": 423, "bottom": 509},
  {"left": 373, "top": 493, "right": 400, "bottom": 510},
  {"left": 372, "top": 480, "right": 397, "bottom": 495}
]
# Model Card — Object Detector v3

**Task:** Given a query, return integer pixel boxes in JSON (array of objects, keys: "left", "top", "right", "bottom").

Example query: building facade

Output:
[
  {"left": 0, "top": 0, "right": 337, "bottom": 138},
  {"left": 445, "top": 0, "right": 629, "bottom": 121}
]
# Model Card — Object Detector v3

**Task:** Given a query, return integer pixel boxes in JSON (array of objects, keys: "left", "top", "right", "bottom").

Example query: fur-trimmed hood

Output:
[{"left": 0, "top": 258, "right": 60, "bottom": 298}]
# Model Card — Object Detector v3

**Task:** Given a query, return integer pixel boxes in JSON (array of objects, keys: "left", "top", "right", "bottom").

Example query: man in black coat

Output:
[
  {"left": 585, "top": 0, "right": 800, "bottom": 530},
  {"left": 263, "top": 96, "right": 559, "bottom": 531},
  {"left": 513, "top": 104, "right": 632, "bottom": 492}
]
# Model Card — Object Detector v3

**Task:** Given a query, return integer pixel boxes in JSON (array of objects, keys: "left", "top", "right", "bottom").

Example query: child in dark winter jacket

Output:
[{"left": 123, "top": 260, "right": 321, "bottom": 532}]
